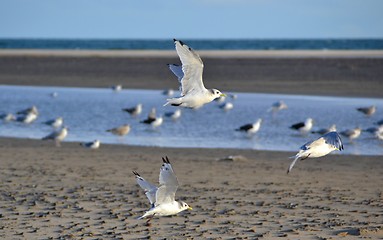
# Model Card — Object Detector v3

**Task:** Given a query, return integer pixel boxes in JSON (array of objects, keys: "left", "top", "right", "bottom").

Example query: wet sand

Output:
[
  {"left": 0, "top": 138, "right": 382, "bottom": 239},
  {"left": 0, "top": 50, "right": 383, "bottom": 239},
  {"left": 0, "top": 50, "right": 383, "bottom": 97}
]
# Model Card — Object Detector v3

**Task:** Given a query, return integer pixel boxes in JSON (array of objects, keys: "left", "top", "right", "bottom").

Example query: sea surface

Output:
[
  {"left": 0, "top": 39, "right": 383, "bottom": 50},
  {"left": 1, "top": 85, "right": 382, "bottom": 156}
]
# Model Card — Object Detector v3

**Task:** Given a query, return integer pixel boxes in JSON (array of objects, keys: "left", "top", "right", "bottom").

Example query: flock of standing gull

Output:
[{"left": 1, "top": 39, "right": 382, "bottom": 220}]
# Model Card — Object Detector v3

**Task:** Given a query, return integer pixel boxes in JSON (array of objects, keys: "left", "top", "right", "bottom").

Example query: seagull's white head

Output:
[
  {"left": 179, "top": 201, "right": 192, "bottom": 211},
  {"left": 210, "top": 89, "right": 226, "bottom": 100}
]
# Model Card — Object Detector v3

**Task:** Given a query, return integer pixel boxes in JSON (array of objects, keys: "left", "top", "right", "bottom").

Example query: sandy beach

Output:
[{"left": 1, "top": 50, "right": 383, "bottom": 239}]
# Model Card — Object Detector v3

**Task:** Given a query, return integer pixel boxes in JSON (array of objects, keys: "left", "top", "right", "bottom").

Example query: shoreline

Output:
[
  {"left": 1, "top": 49, "right": 382, "bottom": 97},
  {"left": 1, "top": 49, "right": 383, "bottom": 58}
]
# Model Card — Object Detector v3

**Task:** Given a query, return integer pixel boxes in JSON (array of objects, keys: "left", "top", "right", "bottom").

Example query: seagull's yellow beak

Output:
[
  {"left": 220, "top": 93, "right": 226, "bottom": 97},
  {"left": 188, "top": 206, "right": 193, "bottom": 210}
]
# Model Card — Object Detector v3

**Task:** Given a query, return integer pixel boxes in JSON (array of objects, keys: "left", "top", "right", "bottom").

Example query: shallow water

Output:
[{"left": 1, "top": 85, "right": 382, "bottom": 156}]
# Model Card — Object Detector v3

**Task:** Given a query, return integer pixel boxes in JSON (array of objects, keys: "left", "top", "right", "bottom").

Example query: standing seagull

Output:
[
  {"left": 107, "top": 124, "right": 131, "bottom": 136},
  {"left": 133, "top": 156, "right": 192, "bottom": 220},
  {"left": 340, "top": 127, "right": 362, "bottom": 142},
  {"left": 17, "top": 106, "right": 39, "bottom": 116},
  {"left": 165, "top": 109, "right": 182, "bottom": 121},
  {"left": 236, "top": 119, "right": 263, "bottom": 135},
  {"left": 219, "top": 102, "right": 234, "bottom": 111},
  {"left": 42, "top": 127, "right": 68, "bottom": 147},
  {"left": 164, "top": 39, "right": 225, "bottom": 109},
  {"left": 0, "top": 113, "right": 16, "bottom": 122},
  {"left": 81, "top": 140, "right": 101, "bottom": 149},
  {"left": 123, "top": 103, "right": 143, "bottom": 117},
  {"left": 312, "top": 124, "right": 337, "bottom": 135},
  {"left": 290, "top": 118, "right": 314, "bottom": 135},
  {"left": 268, "top": 100, "right": 288, "bottom": 113},
  {"left": 287, "top": 131, "right": 344, "bottom": 174},
  {"left": 43, "top": 117, "right": 63, "bottom": 128},
  {"left": 16, "top": 112, "right": 38, "bottom": 124},
  {"left": 140, "top": 108, "right": 157, "bottom": 124},
  {"left": 356, "top": 105, "right": 376, "bottom": 117}
]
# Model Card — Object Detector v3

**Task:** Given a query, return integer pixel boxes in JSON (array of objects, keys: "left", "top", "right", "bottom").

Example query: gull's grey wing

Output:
[
  {"left": 322, "top": 131, "right": 344, "bottom": 150},
  {"left": 174, "top": 39, "right": 205, "bottom": 96},
  {"left": 155, "top": 156, "right": 179, "bottom": 205},
  {"left": 133, "top": 171, "right": 158, "bottom": 205},
  {"left": 167, "top": 64, "right": 184, "bottom": 81},
  {"left": 303, "top": 131, "right": 343, "bottom": 151}
]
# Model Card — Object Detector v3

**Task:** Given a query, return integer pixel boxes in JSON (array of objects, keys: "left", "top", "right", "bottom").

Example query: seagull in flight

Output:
[
  {"left": 164, "top": 39, "right": 225, "bottom": 109},
  {"left": 287, "top": 131, "right": 344, "bottom": 174},
  {"left": 133, "top": 156, "right": 192, "bottom": 221}
]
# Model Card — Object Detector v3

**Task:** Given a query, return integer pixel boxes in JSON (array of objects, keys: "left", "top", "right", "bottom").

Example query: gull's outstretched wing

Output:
[
  {"left": 156, "top": 156, "right": 179, "bottom": 205},
  {"left": 174, "top": 39, "right": 205, "bottom": 96},
  {"left": 133, "top": 171, "right": 158, "bottom": 206},
  {"left": 167, "top": 64, "right": 184, "bottom": 81},
  {"left": 322, "top": 131, "right": 344, "bottom": 151}
]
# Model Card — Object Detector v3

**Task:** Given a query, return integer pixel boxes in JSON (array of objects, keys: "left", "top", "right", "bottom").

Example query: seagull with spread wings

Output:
[
  {"left": 287, "top": 131, "right": 344, "bottom": 174},
  {"left": 164, "top": 39, "right": 225, "bottom": 109},
  {"left": 133, "top": 156, "right": 192, "bottom": 220}
]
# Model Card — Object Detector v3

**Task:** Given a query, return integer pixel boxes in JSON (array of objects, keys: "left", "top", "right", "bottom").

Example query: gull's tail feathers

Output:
[{"left": 164, "top": 98, "right": 182, "bottom": 107}]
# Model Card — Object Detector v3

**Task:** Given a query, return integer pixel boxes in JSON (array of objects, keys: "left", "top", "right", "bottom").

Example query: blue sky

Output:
[{"left": 1, "top": 0, "right": 382, "bottom": 39}]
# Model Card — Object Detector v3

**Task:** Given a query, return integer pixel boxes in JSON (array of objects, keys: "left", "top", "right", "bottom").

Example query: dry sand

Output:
[{"left": 0, "top": 50, "right": 383, "bottom": 239}]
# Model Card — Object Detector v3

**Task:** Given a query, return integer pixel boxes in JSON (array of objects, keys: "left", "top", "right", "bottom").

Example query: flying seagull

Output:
[
  {"left": 287, "top": 131, "right": 344, "bottom": 174},
  {"left": 164, "top": 39, "right": 225, "bottom": 109},
  {"left": 133, "top": 156, "right": 192, "bottom": 221}
]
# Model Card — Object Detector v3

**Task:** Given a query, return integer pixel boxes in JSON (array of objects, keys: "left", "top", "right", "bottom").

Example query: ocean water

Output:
[
  {"left": 0, "top": 85, "right": 382, "bottom": 156},
  {"left": 0, "top": 39, "right": 383, "bottom": 50}
]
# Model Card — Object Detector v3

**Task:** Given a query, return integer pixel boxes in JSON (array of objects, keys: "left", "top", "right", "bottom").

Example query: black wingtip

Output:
[
  {"left": 132, "top": 171, "right": 140, "bottom": 176},
  {"left": 162, "top": 156, "right": 170, "bottom": 164},
  {"left": 173, "top": 38, "right": 177, "bottom": 42}
]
